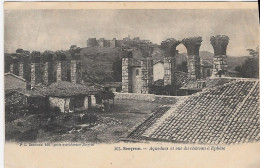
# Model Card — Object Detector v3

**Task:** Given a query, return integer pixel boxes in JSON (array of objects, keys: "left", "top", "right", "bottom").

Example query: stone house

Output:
[
  {"left": 5, "top": 73, "right": 27, "bottom": 90},
  {"left": 21, "top": 81, "right": 101, "bottom": 113}
]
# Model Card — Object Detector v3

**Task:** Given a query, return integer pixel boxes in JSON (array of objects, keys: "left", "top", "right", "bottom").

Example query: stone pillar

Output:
[
  {"left": 91, "top": 95, "right": 96, "bottom": 107},
  {"left": 76, "top": 60, "right": 82, "bottom": 83},
  {"left": 71, "top": 60, "right": 77, "bottom": 84},
  {"left": 9, "top": 64, "right": 14, "bottom": 74},
  {"left": 56, "top": 61, "right": 62, "bottom": 82},
  {"left": 61, "top": 60, "right": 67, "bottom": 81},
  {"left": 141, "top": 57, "right": 153, "bottom": 94},
  {"left": 31, "top": 63, "right": 36, "bottom": 89},
  {"left": 70, "top": 59, "right": 82, "bottom": 84},
  {"left": 30, "top": 52, "right": 41, "bottom": 89},
  {"left": 42, "top": 51, "right": 55, "bottom": 85},
  {"left": 11, "top": 58, "right": 19, "bottom": 76},
  {"left": 163, "top": 57, "right": 173, "bottom": 85},
  {"left": 210, "top": 35, "right": 229, "bottom": 77},
  {"left": 43, "top": 62, "right": 49, "bottom": 85},
  {"left": 84, "top": 96, "right": 89, "bottom": 110},
  {"left": 30, "top": 62, "right": 40, "bottom": 89},
  {"left": 161, "top": 38, "right": 180, "bottom": 86},
  {"left": 122, "top": 57, "right": 132, "bottom": 93},
  {"left": 200, "top": 60, "right": 205, "bottom": 79},
  {"left": 22, "top": 55, "right": 31, "bottom": 82},
  {"left": 56, "top": 51, "right": 68, "bottom": 82},
  {"left": 182, "top": 37, "right": 202, "bottom": 80},
  {"left": 18, "top": 62, "right": 24, "bottom": 78}
]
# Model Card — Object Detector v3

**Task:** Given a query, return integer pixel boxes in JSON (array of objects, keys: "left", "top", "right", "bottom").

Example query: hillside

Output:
[{"left": 79, "top": 47, "right": 124, "bottom": 83}]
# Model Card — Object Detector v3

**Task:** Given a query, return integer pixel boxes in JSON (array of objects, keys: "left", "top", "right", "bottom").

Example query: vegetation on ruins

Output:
[{"left": 235, "top": 46, "right": 259, "bottom": 78}]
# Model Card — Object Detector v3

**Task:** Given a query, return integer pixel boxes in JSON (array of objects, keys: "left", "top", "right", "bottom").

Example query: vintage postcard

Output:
[{"left": 3, "top": 2, "right": 260, "bottom": 168}]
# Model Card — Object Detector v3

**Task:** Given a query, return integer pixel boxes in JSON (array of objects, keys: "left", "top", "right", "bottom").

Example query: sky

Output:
[{"left": 4, "top": 9, "right": 259, "bottom": 56}]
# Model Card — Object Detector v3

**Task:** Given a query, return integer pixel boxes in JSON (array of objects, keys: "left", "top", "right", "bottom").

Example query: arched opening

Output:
[{"left": 175, "top": 43, "right": 188, "bottom": 73}]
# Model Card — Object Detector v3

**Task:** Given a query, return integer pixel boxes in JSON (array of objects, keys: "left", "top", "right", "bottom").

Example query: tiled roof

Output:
[
  {"left": 127, "top": 79, "right": 260, "bottom": 144},
  {"left": 101, "top": 82, "right": 122, "bottom": 88},
  {"left": 5, "top": 73, "right": 26, "bottom": 82},
  {"left": 127, "top": 106, "right": 171, "bottom": 141},
  {"left": 180, "top": 77, "right": 237, "bottom": 90},
  {"left": 174, "top": 71, "right": 190, "bottom": 86},
  {"left": 20, "top": 81, "right": 101, "bottom": 97}
]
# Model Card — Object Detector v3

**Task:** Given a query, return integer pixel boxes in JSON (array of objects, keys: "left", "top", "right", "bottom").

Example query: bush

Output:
[
  {"left": 17, "top": 129, "right": 38, "bottom": 141},
  {"left": 5, "top": 130, "right": 22, "bottom": 141},
  {"left": 49, "top": 107, "right": 61, "bottom": 114},
  {"left": 80, "top": 114, "right": 99, "bottom": 124}
]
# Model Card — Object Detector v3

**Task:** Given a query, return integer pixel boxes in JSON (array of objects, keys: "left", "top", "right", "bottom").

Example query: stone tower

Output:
[
  {"left": 182, "top": 37, "right": 203, "bottom": 80},
  {"left": 210, "top": 35, "right": 229, "bottom": 77}
]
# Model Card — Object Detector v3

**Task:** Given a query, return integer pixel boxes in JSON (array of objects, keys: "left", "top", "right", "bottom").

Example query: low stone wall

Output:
[
  {"left": 114, "top": 92, "right": 156, "bottom": 101},
  {"left": 114, "top": 92, "right": 188, "bottom": 102}
]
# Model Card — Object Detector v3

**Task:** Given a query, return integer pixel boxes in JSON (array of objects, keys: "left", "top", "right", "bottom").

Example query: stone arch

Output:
[{"left": 161, "top": 37, "right": 202, "bottom": 86}]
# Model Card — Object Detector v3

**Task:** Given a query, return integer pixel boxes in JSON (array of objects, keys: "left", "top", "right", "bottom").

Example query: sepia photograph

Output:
[{"left": 3, "top": 1, "right": 260, "bottom": 168}]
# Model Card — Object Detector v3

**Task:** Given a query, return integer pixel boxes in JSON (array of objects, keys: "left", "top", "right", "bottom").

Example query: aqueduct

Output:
[{"left": 122, "top": 35, "right": 230, "bottom": 94}]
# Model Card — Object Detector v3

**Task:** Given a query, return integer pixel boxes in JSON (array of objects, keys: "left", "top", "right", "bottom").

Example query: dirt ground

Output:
[{"left": 6, "top": 99, "right": 168, "bottom": 143}]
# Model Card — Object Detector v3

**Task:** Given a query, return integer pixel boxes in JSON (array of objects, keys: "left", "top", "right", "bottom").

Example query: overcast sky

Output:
[{"left": 4, "top": 9, "right": 259, "bottom": 56}]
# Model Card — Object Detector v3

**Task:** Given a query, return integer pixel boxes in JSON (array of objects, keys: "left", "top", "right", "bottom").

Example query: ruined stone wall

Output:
[
  {"left": 114, "top": 92, "right": 156, "bottom": 101},
  {"left": 98, "top": 38, "right": 104, "bottom": 48},
  {"left": 87, "top": 38, "right": 97, "bottom": 47}
]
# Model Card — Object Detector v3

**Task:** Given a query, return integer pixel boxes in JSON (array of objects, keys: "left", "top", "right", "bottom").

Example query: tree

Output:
[
  {"left": 69, "top": 45, "right": 81, "bottom": 59},
  {"left": 112, "top": 56, "right": 122, "bottom": 82},
  {"left": 234, "top": 46, "right": 259, "bottom": 78},
  {"left": 16, "top": 48, "right": 24, "bottom": 54},
  {"left": 216, "top": 69, "right": 226, "bottom": 77}
]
